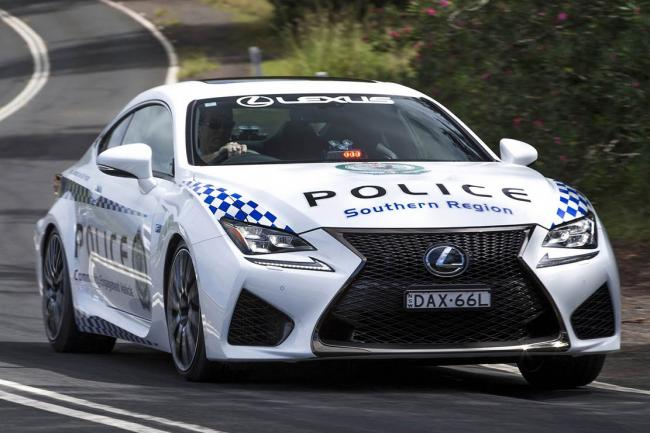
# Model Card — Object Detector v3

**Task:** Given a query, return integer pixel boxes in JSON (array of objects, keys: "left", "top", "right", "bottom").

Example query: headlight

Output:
[
  {"left": 542, "top": 213, "right": 597, "bottom": 248},
  {"left": 220, "top": 218, "right": 314, "bottom": 255}
]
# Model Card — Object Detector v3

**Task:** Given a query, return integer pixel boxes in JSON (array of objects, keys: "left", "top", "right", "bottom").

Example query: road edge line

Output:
[
  {"left": 99, "top": 0, "right": 178, "bottom": 85},
  {"left": 0, "top": 389, "right": 170, "bottom": 433},
  {"left": 0, "top": 8, "right": 50, "bottom": 123},
  {"left": 479, "top": 363, "right": 650, "bottom": 396},
  {"left": 0, "top": 378, "right": 227, "bottom": 433}
]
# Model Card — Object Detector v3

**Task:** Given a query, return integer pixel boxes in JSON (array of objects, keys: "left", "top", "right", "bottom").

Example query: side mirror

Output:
[
  {"left": 97, "top": 143, "right": 156, "bottom": 193},
  {"left": 499, "top": 138, "right": 538, "bottom": 166}
]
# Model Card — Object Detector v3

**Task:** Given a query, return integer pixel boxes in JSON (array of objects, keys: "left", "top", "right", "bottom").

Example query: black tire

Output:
[
  {"left": 166, "top": 241, "right": 226, "bottom": 381},
  {"left": 517, "top": 354, "right": 606, "bottom": 389},
  {"left": 42, "top": 230, "right": 115, "bottom": 353}
]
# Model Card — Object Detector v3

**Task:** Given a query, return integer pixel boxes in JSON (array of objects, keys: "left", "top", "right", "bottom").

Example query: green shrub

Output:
[
  {"left": 397, "top": 0, "right": 649, "bottom": 240},
  {"left": 269, "top": 0, "right": 410, "bottom": 27},
  {"left": 263, "top": 11, "right": 415, "bottom": 81}
]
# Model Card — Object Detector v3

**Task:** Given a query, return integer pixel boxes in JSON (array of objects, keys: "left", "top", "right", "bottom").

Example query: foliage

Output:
[
  {"left": 268, "top": 0, "right": 410, "bottom": 27},
  {"left": 219, "top": 0, "right": 650, "bottom": 239},
  {"left": 382, "top": 0, "right": 649, "bottom": 239},
  {"left": 263, "top": 10, "right": 415, "bottom": 81}
]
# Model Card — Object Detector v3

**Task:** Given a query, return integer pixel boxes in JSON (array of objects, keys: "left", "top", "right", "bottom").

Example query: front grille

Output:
[
  {"left": 571, "top": 284, "right": 616, "bottom": 339},
  {"left": 317, "top": 228, "right": 560, "bottom": 347},
  {"left": 228, "top": 289, "right": 294, "bottom": 346}
]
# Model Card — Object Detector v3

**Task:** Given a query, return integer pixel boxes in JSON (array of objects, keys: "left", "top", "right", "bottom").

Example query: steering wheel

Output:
[{"left": 204, "top": 148, "right": 260, "bottom": 165}]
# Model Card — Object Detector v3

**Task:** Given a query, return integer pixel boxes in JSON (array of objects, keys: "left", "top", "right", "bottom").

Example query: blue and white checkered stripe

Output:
[
  {"left": 184, "top": 180, "right": 294, "bottom": 233},
  {"left": 92, "top": 196, "right": 145, "bottom": 217},
  {"left": 61, "top": 177, "right": 146, "bottom": 217},
  {"left": 551, "top": 180, "right": 593, "bottom": 227},
  {"left": 75, "top": 310, "right": 154, "bottom": 346}
]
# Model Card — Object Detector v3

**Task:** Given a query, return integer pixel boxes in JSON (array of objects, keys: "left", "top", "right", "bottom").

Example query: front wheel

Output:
[
  {"left": 517, "top": 354, "right": 606, "bottom": 389},
  {"left": 166, "top": 242, "right": 223, "bottom": 381}
]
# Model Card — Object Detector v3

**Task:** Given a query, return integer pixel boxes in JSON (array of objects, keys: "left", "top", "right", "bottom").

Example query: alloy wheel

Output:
[
  {"left": 43, "top": 234, "right": 66, "bottom": 340},
  {"left": 166, "top": 248, "right": 201, "bottom": 372}
]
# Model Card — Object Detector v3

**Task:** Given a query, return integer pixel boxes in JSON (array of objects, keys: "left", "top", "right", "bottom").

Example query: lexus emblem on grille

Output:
[{"left": 424, "top": 245, "right": 468, "bottom": 277}]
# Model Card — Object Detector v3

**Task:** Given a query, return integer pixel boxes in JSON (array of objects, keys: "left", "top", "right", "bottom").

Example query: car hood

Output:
[{"left": 187, "top": 161, "right": 587, "bottom": 233}]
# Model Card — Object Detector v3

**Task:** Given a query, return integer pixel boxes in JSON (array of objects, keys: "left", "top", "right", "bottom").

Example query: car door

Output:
[
  {"left": 71, "top": 112, "right": 132, "bottom": 318},
  {"left": 91, "top": 103, "right": 175, "bottom": 322}
]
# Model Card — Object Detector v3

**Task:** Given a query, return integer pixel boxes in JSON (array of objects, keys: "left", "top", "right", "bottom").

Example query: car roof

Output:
[
  {"left": 130, "top": 77, "right": 426, "bottom": 109},
  {"left": 202, "top": 76, "right": 377, "bottom": 84}
]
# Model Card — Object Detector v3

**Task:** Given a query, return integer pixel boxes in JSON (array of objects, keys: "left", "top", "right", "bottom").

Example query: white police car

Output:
[{"left": 35, "top": 77, "right": 620, "bottom": 386}]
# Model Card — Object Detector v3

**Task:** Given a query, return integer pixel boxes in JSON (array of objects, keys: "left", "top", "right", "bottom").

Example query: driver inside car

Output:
[{"left": 197, "top": 105, "right": 247, "bottom": 164}]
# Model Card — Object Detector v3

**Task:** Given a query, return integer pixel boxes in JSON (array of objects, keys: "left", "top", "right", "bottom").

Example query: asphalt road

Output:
[{"left": 0, "top": 1, "right": 648, "bottom": 432}]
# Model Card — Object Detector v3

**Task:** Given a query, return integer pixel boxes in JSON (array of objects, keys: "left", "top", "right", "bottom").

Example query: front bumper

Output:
[{"left": 193, "top": 222, "right": 620, "bottom": 361}]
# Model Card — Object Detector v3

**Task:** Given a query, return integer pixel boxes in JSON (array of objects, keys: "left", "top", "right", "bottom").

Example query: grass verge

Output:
[
  {"left": 262, "top": 11, "right": 415, "bottom": 79},
  {"left": 201, "top": 0, "right": 274, "bottom": 23},
  {"left": 177, "top": 49, "right": 220, "bottom": 80}
]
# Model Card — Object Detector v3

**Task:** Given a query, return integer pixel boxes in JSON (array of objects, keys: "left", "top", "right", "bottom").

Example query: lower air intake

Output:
[
  {"left": 571, "top": 284, "right": 616, "bottom": 339},
  {"left": 228, "top": 289, "right": 294, "bottom": 346}
]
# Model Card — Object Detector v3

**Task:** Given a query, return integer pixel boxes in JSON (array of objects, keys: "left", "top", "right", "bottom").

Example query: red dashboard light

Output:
[{"left": 342, "top": 150, "right": 363, "bottom": 159}]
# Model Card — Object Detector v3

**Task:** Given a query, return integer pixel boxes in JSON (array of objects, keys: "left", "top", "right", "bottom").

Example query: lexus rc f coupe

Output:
[{"left": 35, "top": 77, "right": 619, "bottom": 386}]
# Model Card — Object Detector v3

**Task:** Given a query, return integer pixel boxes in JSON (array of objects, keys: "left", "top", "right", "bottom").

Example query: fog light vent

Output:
[
  {"left": 571, "top": 284, "right": 616, "bottom": 339},
  {"left": 228, "top": 289, "right": 294, "bottom": 346}
]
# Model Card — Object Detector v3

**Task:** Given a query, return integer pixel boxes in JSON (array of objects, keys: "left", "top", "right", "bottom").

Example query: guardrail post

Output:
[{"left": 249, "top": 46, "right": 262, "bottom": 76}]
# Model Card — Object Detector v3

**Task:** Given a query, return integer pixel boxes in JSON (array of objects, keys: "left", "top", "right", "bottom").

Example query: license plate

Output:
[{"left": 405, "top": 289, "right": 491, "bottom": 310}]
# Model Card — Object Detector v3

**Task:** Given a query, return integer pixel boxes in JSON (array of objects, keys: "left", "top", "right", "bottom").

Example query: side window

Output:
[
  {"left": 97, "top": 114, "right": 132, "bottom": 154},
  {"left": 122, "top": 105, "right": 174, "bottom": 176}
]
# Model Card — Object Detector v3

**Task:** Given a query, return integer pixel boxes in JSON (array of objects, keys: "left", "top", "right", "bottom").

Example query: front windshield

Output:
[{"left": 191, "top": 94, "right": 492, "bottom": 165}]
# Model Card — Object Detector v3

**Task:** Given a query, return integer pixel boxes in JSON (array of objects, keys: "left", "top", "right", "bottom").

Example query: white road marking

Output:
[
  {"left": 589, "top": 381, "right": 650, "bottom": 396},
  {"left": 0, "top": 390, "right": 170, "bottom": 433},
  {"left": 0, "top": 8, "right": 50, "bottom": 123},
  {"left": 99, "top": 0, "right": 178, "bottom": 84},
  {"left": 478, "top": 363, "right": 521, "bottom": 374},
  {"left": 480, "top": 363, "right": 650, "bottom": 396},
  {"left": 0, "top": 378, "right": 228, "bottom": 433}
]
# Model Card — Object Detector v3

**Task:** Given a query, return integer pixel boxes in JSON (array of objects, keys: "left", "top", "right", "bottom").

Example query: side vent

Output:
[
  {"left": 228, "top": 289, "right": 294, "bottom": 346},
  {"left": 571, "top": 284, "right": 616, "bottom": 339}
]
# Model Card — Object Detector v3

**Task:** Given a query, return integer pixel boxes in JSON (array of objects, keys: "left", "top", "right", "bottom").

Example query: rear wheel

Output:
[
  {"left": 517, "top": 354, "right": 606, "bottom": 389},
  {"left": 42, "top": 230, "right": 115, "bottom": 353},
  {"left": 166, "top": 242, "right": 221, "bottom": 381}
]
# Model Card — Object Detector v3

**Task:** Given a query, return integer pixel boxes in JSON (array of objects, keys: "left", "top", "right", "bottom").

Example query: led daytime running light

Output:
[
  {"left": 537, "top": 251, "right": 599, "bottom": 268},
  {"left": 245, "top": 257, "right": 333, "bottom": 272}
]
